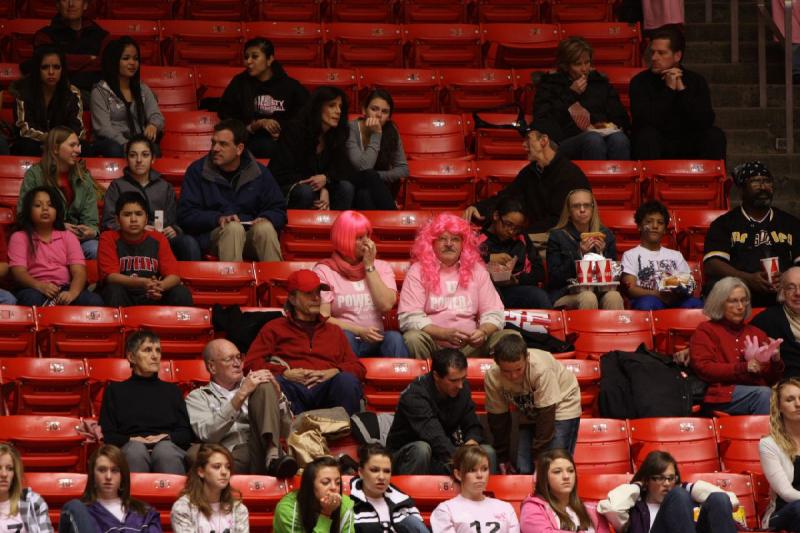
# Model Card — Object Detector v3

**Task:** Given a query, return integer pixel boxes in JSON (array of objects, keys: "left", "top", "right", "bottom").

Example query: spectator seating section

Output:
[
  {"left": 573, "top": 417, "right": 631, "bottom": 474},
  {"left": 285, "top": 66, "right": 359, "bottom": 105},
  {"left": 577, "top": 472, "right": 632, "bottom": 502},
  {"left": 325, "top": 23, "right": 405, "bottom": 67},
  {"left": 35, "top": 306, "right": 124, "bottom": 358},
  {"left": 485, "top": 474, "right": 533, "bottom": 514},
  {"left": 714, "top": 415, "right": 769, "bottom": 474},
  {"left": 685, "top": 472, "right": 759, "bottom": 529},
  {"left": 401, "top": 0, "right": 471, "bottom": 23},
  {"left": 404, "top": 23, "right": 482, "bottom": 68},
  {"left": 651, "top": 308, "right": 708, "bottom": 354},
  {"left": 675, "top": 209, "right": 728, "bottom": 262},
  {"left": 600, "top": 208, "right": 676, "bottom": 256},
  {"left": 361, "top": 358, "right": 429, "bottom": 410},
  {"left": 255, "top": 260, "right": 319, "bottom": 305},
  {"left": 0, "top": 305, "right": 36, "bottom": 356},
  {"left": 439, "top": 68, "right": 515, "bottom": 112},
  {"left": 160, "top": 20, "right": 243, "bottom": 66},
  {"left": 628, "top": 417, "right": 720, "bottom": 476},
  {"left": 574, "top": 160, "right": 641, "bottom": 210},
  {"left": 358, "top": 67, "right": 440, "bottom": 112},
  {"left": 130, "top": 472, "right": 187, "bottom": 528},
  {"left": 25, "top": 472, "right": 87, "bottom": 525},
  {"left": 151, "top": 156, "right": 196, "bottom": 197},
  {"left": 159, "top": 110, "right": 219, "bottom": 158},
  {"left": 564, "top": 309, "right": 654, "bottom": 359},
  {"left": 328, "top": 0, "right": 396, "bottom": 23},
  {"left": 230, "top": 475, "right": 290, "bottom": 529},
  {"left": 393, "top": 113, "right": 468, "bottom": 159},
  {"left": 104, "top": 0, "right": 174, "bottom": 19},
  {"left": 86, "top": 357, "right": 173, "bottom": 416},
  {"left": 600, "top": 65, "right": 641, "bottom": 109},
  {"left": 178, "top": 261, "right": 258, "bottom": 307},
  {"left": 562, "top": 358, "right": 600, "bottom": 416},
  {"left": 140, "top": 65, "right": 197, "bottom": 111},
  {"left": 171, "top": 358, "right": 212, "bottom": 395},
  {"left": 476, "top": 159, "right": 527, "bottom": 196},
  {"left": 182, "top": 0, "right": 245, "bottom": 20},
  {"left": 481, "top": 23, "right": 561, "bottom": 69},
  {"left": 545, "top": 0, "right": 615, "bottom": 23},
  {"left": 243, "top": 21, "right": 325, "bottom": 66},
  {"left": 471, "top": 113, "right": 530, "bottom": 160},
  {"left": 101, "top": 19, "right": 162, "bottom": 65},
  {"left": 642, "top": 160, "right": 730, "bottom": 210},
  {"left": 0, "top": 415, "right": 87, "bottom": 471},
  {"left": 476, "top": 0, "right": 542, "bottom": 23},
  {"left": 195, "top": 65, "right": 241, "bottom": 109},
  {"left": 391, "top": 475, "right": 457, "bottom": 521},
  {"left": 0, "top": 357, "right": 89, "bottom": 416},
  {"left": 405, "top": 158, "right": 475, "bottom": 209},
  {"left": 121, "top": 306, "right": 214, "bottom": 359},
  {"left": 465, "top": 357, "right": 494, "bottom": 411},
  {"left": 560, "top": 21, "right": 640, "bottom": 66},
  {"left": 2, "top": 18, "right": 42, "bottom": 62}
]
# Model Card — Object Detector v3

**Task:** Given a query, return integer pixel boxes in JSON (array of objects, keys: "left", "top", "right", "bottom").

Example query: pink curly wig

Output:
[
  {"left": 330, "top": 210, "right": 372, "bottom": 260},
  {"left": 411, "top": 213, "right": 484, "bottom": 294}
]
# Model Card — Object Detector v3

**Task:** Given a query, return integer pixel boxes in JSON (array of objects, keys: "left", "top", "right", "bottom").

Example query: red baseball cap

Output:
[{"left": 286, "top": 269, "right": 330, "bottom": 293}]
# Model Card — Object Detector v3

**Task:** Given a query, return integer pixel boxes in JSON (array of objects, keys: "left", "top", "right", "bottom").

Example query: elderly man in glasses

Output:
[
  {"left": 751, "top": 266, "right": 800, "bottom": 378},
  {"left": 186, "top": 337, "right": 298, "bottom": 478}
]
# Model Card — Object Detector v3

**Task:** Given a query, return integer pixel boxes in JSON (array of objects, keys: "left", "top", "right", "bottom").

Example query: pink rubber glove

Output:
[{"left": 743, "top": 335, "right": 784, "bottom": 362}]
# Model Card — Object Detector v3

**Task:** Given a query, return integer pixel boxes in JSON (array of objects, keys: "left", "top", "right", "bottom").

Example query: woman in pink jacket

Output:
[{"left": 520, "top": 449, "right": 610, "bottom": 533}]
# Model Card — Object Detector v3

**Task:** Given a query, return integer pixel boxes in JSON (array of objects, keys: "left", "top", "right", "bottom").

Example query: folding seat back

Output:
[
  {"left": 401, "top": 0, "right": 470, "bottom": 23},
  {"left": 564, "top": 309, "right": 654, "bottom": 359},
  {"left": 513, "top": 67, "right": 546, "bottom": 111},
  {"left": 139, "top": 66, "right": 197, "bottom": 112},
  {"left": 99, "top": 20, "right": 162, "bottom": 65},
  {"left": 472, "top": 113, "right": 531, "bottom": 160},
  {"left": 230, "top": 475, "right": 289, "bottom": 529},
  {"left": 178, "top": 261, "right": 257, "bottom": 307},
  {"left": 561, "top": 359, "right": 600, "bottom": 416},
  {"left": 195, "top": 65, "right": 242, "bottom": 110},
  {"left": 17, "top": 0, "right": 68, "bottom": 17},
  {"left": 481, "top": 24, "right": 561, "bottom": 69},
  {"left": 752, "top": 471, "right": 770, "bottom": 524},
  {"left": 159, "top": 111, "right": 219, "bottom": 158},
  {"left": 486, "top": 475, "right": 533, "bottom": 514},
  {"left": 183, "top": 0, "right": 244, "bottom": 20},
  {"left": 36, "top": 306, "right": 123, "bottom": 358},
  {"left": 255, "top": 261, "right": 318, "bottom": 306},
  {"left": 440, "top": 68, "right": 515, "bottom": 113},
  {"left": 404, "top": 23, "right": 482, "bottom": 68},
  {"left": 642, "top": 160, "right": 729, "bottom": 210},
  {"left": 151, "top": 156, "right": 196, "bottom": 197},
  {"left": 504, "top": 308, "right": 569, "bottom": 342},
  {"left": 715, "top": 415, "right": 769, "bottom": 474},
  {"left": 325, "top": 23, "right": 404, "bottom": 68},
  {"left": 476, "top": 0, "right": 541, "bottom": 22},
  {"left": 0, "top": 305, "right": 37, "bottom": 356},
  {"left": 466, "top": 358, "right": 495, "bottom": 412},
  {"left": 249, "top": 0, "right": 322, "bottom": 22},
  {"left": 651, "top": 308, "right": 709, "bottom": 354},
  {"left": 561, "top": 22, "right": 641, "bottom": 67},
  {"left": 171, "top": 359, "right": 211, "bottom": 395},
  {"left": 122, "top": 306, "right": 213, "bottom": 360},
  {"left": 0, "top": 0, "right": 10, "bottom": 16},
  {"left": 130, "top": 473, "right": 186, "bottom": 528},
  {"left": 0, "top": 177, "right": 20, "bottom": 211},
  {"left": 674, "top": 209, "right": 727, "bottom": 261},
  {"left": 391, "top": 475, "right": 458, "bottom": 520},
  {"left": 0, "top": 206, "right": 12, "bottom": 231},
  {"left": 0, "top": 62, "right": 22, "bottom": 107},
  {"left": 600, "top": 208, "right": 676, "bottom": 256},
  {"left": 597, "top": 65, "right": 640, "bottom": 110},
  {"left": 83, "top": 159, "right": 125, "bottom": 206},
  {"left": 574, "top": 418, "right": 631, "bottom": 474},
  {"left": 574, "top": 160, "right": 641, "bottom": 209},
  {"left": 358, "top": 68, "right": 440, "bottom": 113},
  {"left": 405, "top": 159, "right": 475, "bottom": 210},
  {"left": 284, "top": 67, "right": 358, "bottom": 106},
  {"left": 280, "top": 210, "right": 340, "bottom": 261},
  {"left": 629, "top": 417, "right": 720, "bottom": 475},
  {"left": 362, "top": 358, "right": 429, "bottom": 411},
  {"left": 366, "top": 210, "right": 435, "bottom": 260},
  {"left": 476, "top": 159, "right": 527, "bottom": 198},
  {"left": 328, "top": 0, "right": 396, "bottom": 23},
  {"left": 0, "top": 415, "right": 86, "bottom": 471},
  {"left": 86, "top": 357, "right": 172, "bottom": 416},
  {"left": 160, "top": 20, "right": 243, "bottom": 67},
  {"left": 24, "top": 472, "right": 87, "bottom": 525},
  {"left": 545, "top": 0, "right": 614, "bottom": 23},
  {"left": 105, "top": 0, "right": 174, "bottom": 19},
  {"left": 393, "top": 113, "right": 467, "bottom": 159},
  {"left": 577, "top": 473, "right": 631, "bottom": 502},
  {"left": 0, "top": 358, "right": 89, "bottom": 416},
  {"left": 2, "top": 18, "right": 46, "bottom": 62},
  {"left": 243, "top": 22, "right": 325, "bottom": 67},
  {"left": 684, "top": 472, "right": 758, "bottom": 528}
]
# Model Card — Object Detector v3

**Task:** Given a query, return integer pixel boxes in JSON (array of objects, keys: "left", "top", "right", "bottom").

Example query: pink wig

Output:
[
  {"left": 411, "top": 213, "right": 483, "bottom": 294},
  {"left": 330, "top": 210, "right": 372, "bottom": 260}
]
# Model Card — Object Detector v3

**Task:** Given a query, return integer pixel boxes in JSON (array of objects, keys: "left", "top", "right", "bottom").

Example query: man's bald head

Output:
[{"left": 202, "top": 339, "right": 244, "bottom": 388}]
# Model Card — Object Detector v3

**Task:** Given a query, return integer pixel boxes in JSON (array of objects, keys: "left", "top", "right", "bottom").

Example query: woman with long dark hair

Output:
[
  {"left": 91, "top": 36, "right": 163, "bottom": 157},
  {"left": 268, "top": 85, "right": 355, "bottom": 210},
  {"left": 10, "top": 44, "right": 84, "bottom": 156},
  {"left": 344, "top": 89, "right": 406, "bottom": 210},
  {"left": 274, "top": 456, "right": 356, "bottom": 532}
]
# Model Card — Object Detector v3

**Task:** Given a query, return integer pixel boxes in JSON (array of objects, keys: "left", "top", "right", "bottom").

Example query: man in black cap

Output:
[
  {"left": 463, "top": 118, "right": 590, "bottom": 246},
  {"left": 703, "top": 161, "right": 800, "bottom": 307}
]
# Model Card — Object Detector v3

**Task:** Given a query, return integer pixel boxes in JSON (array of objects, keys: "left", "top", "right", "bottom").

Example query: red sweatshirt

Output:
[
  {"left": 689, "top": 319, "right": 784, "bottom": 404},
  {"left": 244, "top": 314, "right": 366, "bottom": 380}
]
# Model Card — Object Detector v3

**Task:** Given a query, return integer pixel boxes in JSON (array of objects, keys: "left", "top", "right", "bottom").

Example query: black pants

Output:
[
  {"left": 101, "top": 283, "right": 194, "bottom": 307},
  {"left": 348, "top": 169, "right": 397, "bottom": 210},
  {"left": 633, "top": 125, "right": 727, "bottom": 160}
]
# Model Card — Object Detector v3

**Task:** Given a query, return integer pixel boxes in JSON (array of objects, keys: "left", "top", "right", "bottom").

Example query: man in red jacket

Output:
[{"left": 244, "top": 269, "right": 365, "bottom": 415}]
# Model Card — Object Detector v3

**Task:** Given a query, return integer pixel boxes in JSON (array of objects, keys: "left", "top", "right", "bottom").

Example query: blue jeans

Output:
[
  {"left": 80, "top": 239, "right": 98, "bottom": 259},
  {"left": 558, "top": 131, "right": 631, "bottom": 161},
  {"left": 706, "top": 384, "right": 771, "bottom": 415},
  {"left": 277, "top": 371, "right": 363, "bottom": 416},
  {"left": 0, "top": 289, "right": 16, "bottom": 304},
  {"left": 169, "top": 234, "right": 202, "bottom": 261},
  {"left": 392, "top": 441, "right": 497, "bottom": 475},
  {"left": 770, "top": 499, "right": 800, "bottom": 530},
  {"left": 58, "top": 500, "right": 95, "bottom": 533},
  {"left": 630, "top": 295, "right": 704, "bottom": 311},
  {"left": 343, "top": 330, "right": 409, "bottom": 357},
  {"left": 498, "top": 284, "right": 552, "bottom": 309},
  {"left": 15, "top": 286, "right": 104, "bottom": 307},
  {"left": 516, "top": 417, "right": 580, "bottom": 474},
  {"left": 287, "top": 181, "right": 355, "bottom": 210},
  {"left": 651, "top": 488, "right": 736, "bottom": 533}
]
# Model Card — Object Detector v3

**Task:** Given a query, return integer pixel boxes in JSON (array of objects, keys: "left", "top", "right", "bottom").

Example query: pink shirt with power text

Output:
[{"left": 8, "top": 229, "right": 84, "bottom": 286}]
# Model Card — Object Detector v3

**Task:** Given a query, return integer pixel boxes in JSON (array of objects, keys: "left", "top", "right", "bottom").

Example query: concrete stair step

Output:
[
  {"left": 726, "top": 130, "right": 800, "bottom": 153},
  {"left": 715, "top": 107, "right": 800, "bottom": 129},
  {"left": 710, "top": 84, "right": 800, "bottom": 107},
  {"left": 687, "top": 41, "right": 779, "bottom": 63},
  {"left": 685, "top": 22, "right": 758, "bottom": 42},
  {"left": 684, "top": 0, "right": 760, "bottom": 24},
  {"left": 684, "top": 62, "right": 790, "bottom": 84}
]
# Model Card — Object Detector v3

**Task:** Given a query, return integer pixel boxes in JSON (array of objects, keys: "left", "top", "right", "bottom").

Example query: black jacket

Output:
[
  {"left": 629, "top": 67, "right": 716, "bottom": 139},
  {"left": 10, "top": 80, "right": 84, "bottom": 142},
  {"left": 546, "top": 222, "right": 617, "bottom": 300},
  {"left": 750, "top": 305, "right": 800, "bottom": 378},
  {"left": 349, "top": 478, "right": 427, "bottom": 533},
  {"left": 33, "top": 15, "right": 109, "bottom": 92},
  {"left": 474, "top": 154, "right": 590, "bottom": 233},
  {"left": 480, "top": 228, "right": 545, "bottom": 287},
  {"left": 218, "top": 60, "right": 309, "bottom": 126},
  {"left": 386, "top": 374, "right": 484, "bottom": 465},
  {"left": 533, "top": 70, "right": 631, "bottom": 142}
]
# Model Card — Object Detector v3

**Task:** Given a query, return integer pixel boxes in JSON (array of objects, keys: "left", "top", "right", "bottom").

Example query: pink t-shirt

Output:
[
  {"left": 8, "top": 229, "right": 85, "bottom": 286},
  {"left": 314, "top": 259, "right": 397, "bottom": 331},
  {"left": 430, "top": 494, "right": 519, "bottom": 533},
  {"left": 398, "top": 262, "right": 505, "bottom": 337},
  {"left": 0, "top": 500, "right": 27, "bottom": 533}
]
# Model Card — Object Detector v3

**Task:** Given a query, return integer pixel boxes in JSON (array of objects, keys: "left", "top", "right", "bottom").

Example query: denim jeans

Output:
[
  {"left": 706, "top": 384, "right": 772, "bottom": 416},
  {"left": 80, "top": 238, "right": 98, "bottom": 259},
  {"left": 392, "top": 441, "right": 497, "bottom": 475},
  {"left": 770, "top": 499, "right": 800, "bottom": 531},
  {"left": 0, "top": 289, "right": 16, "bottom": 304},
  {"left": 169, "top": 234, "right": 203, "bottom": 261},
  {"left": 15, "top": 286, "right": 104, "bottom": 307},
  {"left": 277, "top": 371, "right": 363, "bottom": 416},
  {"left": 498, "top": 284, "right": 552, "bottom": 309},
  {"left": 558, "top": 131, "right": 631, "bottom": 161},
  {"left": 343, "top": 330, "right": 409, "bottom": 357},
  {"left": 516, "top": 417, "right": 580, "bottom": 474},
  {"left": 651, "top": 488, "right": 736, "bottom": 533},
  {"left": 630, "top": 295, "right": 704, "bottom": 311},
  {"left": 287, "top": 181, "right": 355, "bottom": 210}
]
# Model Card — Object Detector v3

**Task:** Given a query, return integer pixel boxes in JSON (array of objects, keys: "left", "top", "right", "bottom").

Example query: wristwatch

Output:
[{"left": 365, "top": 265, "right": 376, "bottom": 273}]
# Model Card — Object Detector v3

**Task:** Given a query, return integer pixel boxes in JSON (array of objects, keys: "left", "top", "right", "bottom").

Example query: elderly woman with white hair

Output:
[
  {"left": 689, "top": 276, "right": 784, "bottom": 415},
  {"left": 751, "top": 266, "right": 800, "bottom": 379}
]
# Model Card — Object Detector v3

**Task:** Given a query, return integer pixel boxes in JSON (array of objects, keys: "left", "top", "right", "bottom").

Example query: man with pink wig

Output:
[{"left": 398, "top": 212, "right": 518, "bottom": 359}]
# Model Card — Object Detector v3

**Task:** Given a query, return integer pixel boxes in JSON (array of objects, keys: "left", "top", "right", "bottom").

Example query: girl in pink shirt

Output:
[
  {"left": 8, "top": 186, "right": 103, "bottom": 307},
  {"left": 315, "top": 210, "right": 408, "bottom": 357}
]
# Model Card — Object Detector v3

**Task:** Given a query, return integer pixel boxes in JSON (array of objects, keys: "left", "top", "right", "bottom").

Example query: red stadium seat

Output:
[
  {"left": 642, "top": 160, "right": 729, "bottom": 210},
  {"left": 574, "top": 160, "right": 641, "bottom": 209},
  {"left": 325, "top": 23, "right": 404, "bottom": 68},
  {"left": 564, "top": 309, "right": 654, "bottom": 359},
  {"left": 284, "top": 66, "right": 358, "bottom": 106},
  {"left": 105, "top": 0, "right": 174, "bottom": 19},
  {"left": 243, "top": 22, "right": 325, "bottom": 67},
  {"left": 561, "top": 22, "right": 641, "bottom": 67},
  {"left": 366, "top": 210, "right": 435, "bottom": 260},
  {"left": 544, "top": 0, "right": 614, "bottom": 22},
  {"left": 481, "top": 23, "right": 560, "bottom": 69},
  {"left": 512, "top": 67, "right": 546, "bottom": 112},
  {"left": 674, "top": 209, "right": 727, "bottom": 262},
  {"left": 472, "top": 113, "right": 530, "bottom": 160},
  {"left": 404, "top": 23, "right": 482, "bottom": 68},
  {"left": 151, "top": 157, "right": 195, "bottom": 196},
  {"left": 25, "top": 472, "right": 87, "bottom": 525},
  {"left": 249, "top": 0, "right": 322, "bottom": 22},
  {"left": 505, "top": 308, "right": 569, "bottom": 343},
  {"left": 83, "top": 158, "right": 125, "bottom": 199},
  {"left": 715, "top": 415, "right": 769, "bottom": 474},
  {"left": 171, "top": 358, "right": 211, "bottom": 395},
  {"left": 328, "top": 0, "right": 396, "bottom": 22},
  {"left": 0, "top": 305, "right": 36, "bottom": 357},
  {"left": 130, "top": 473, "right": 186, "bottom": 528},
  {"left": 98, "top": 20, "right": 162, "bottom": 65},
  {"left": 195, "top": 65, "right": 241, "bottom": 109},
  {"left": 486, "top": 475, "right": 532, "bottom": 514},
  {"left": 230, "top": 475, "right": 289, "bottom": 529},
  {"left": 402, "top": 0, "right": 469, "bottom": 23},
  {"left": 476, "top": 159, "right": 527, "bottom": 198},
  {"left": 577, "top": 472, "right": 631, "bottom": 502},
  {"left": 440, "top": 69, "right": 515, "bottom": 113},
  {"left": 405, "top": 159, "right": 475, "bottom": 210},
  {"left": 159, "top": 111, "right": 219, "bottom": 158},
  {"left": 476, "top": 0, "right": 541, "bottom": 22},
  {"left": 685, "top": 472, "right": 758, "bottom": 528},
  {"left": 0, "top": 178, "right": 20, "bottom": 211},
  {"left": 393, "top": 113, "right": 468, "bottom": 159},
  {"left": 0, "top": 415, "right": 86, "bottom": 471},
  {"left": 122, "top": 306, "right": 213, "bottom": 360},
  {"left": 601, "top": 208, "right": 676, "bottom": 256},
  {"left": 752, "top": 471, "right": 770, "bottom": 524},
  {"left": 160, "top": 20, "right": 243, "bottom": 67},
  {"left": 362, "top": 358, "right": 429, "bottom": 411},
  {"left": 0, "top": 0, "right": 10, "bottom": 17},
  {"left": 17, "top": 0, "right": 63, "bottom": 17},
  {"left": 183, "top": 0, "right": 244, "bottom": 20},
  {"left": 36, "top": 306, "right": 123, "bottom": 358},
  {"left": 140, "top": 66, "right": 197, "bottom": 112},
  {"left": 0, "top": 62, "right": 21, "bottom": 107},
  {"left": 0, "top": 357, "right": 89, "bottom": 416},
  {"left": 86, "top": 357, "right": 172, "bottom": 416},
  {"left": 1, "top": 18, "right": 43, "bottom": 63},
  {"left": 651, "top": 308, "right": 709, "bottom": 354},
  {"left": 599, "top": 66, "right": 640, "bottom": 110},
  {"left": 629, "top": 417, "right": 720, "bottom": 475},
  {"left": 280, "top": 210, "right": 340, "bottom": 261},
  {"left": 466, "top": 357, "right": 494, "bottom": 412},
  {"left": 561, "top": 359, "right": 600, "bottom": 416},
  {"left": 178, "top": 261, "right": 257, "bottom": 307},
  {"left": 358, "top": 68, "right": 440, "bottom": 113},
  {"left": 0, "top": 206, "right": 12, "bottom": 228},
  {"left": 391, "top": 475, "right": 457, "bottom": 521},
  {"left": 574, "top": 418, "right": 632, "bottom": 474},
  {"left": 254, "top": 261, "right": 318, "bottom": 306}
]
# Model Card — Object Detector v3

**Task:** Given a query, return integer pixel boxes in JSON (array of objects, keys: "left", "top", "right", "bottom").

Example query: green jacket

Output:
[
  {"left": 274, "top": 491, "right": 355, "bottom": 533},
  {"left": 17, "top": 162, "right": 100, "bottom": 235}
]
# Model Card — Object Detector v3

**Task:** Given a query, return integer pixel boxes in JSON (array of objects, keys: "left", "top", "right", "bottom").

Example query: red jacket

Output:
[
  {"left": 244, "top": 314, "right": 366, "bottom": 380},
  {"left": 689, "top": 319, "right": 784, "bottom": 404}
]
